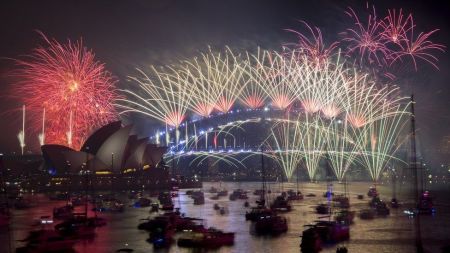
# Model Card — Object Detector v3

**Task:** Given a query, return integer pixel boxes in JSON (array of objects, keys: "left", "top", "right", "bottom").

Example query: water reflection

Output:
[{"left": 1, "top": 182, "right": 449, "bottom": 253}]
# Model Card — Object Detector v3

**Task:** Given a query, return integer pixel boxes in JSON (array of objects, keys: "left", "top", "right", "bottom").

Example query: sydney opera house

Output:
[{"left": 40, "top": 121, "right": 175, "bottom": 191}]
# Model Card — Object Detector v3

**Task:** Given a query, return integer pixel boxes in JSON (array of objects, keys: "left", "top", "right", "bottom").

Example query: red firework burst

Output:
[
  {"left": 286, "top": 21, "right": 339, "bottom": 65},
  {"left": 215, "top": 96, "right": 234, "bottom": 113},
  {"left": 242, "top": 94, "right": 265, "bottom": 109},
  {"left": 12, "top": 32, "right": 119, "bottom": 150},
  {"left": 392, "top": 18, "right": 446, "bottom": 70},
  {"left": 342, "top": 6, "right": 391, "bottom": 66},
  {"left": 380, "top": 9, "right": 411, "bottom": 45}
]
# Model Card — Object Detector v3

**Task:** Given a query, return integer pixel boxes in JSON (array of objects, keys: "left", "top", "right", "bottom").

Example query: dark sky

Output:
[{"left": 0, "top": 0, "right": 449, "bottom": 163}]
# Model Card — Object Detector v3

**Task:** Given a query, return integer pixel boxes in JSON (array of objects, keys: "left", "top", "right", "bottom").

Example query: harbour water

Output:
[{"left": 1, "top": 181, "right": 449, "bottom": 253}]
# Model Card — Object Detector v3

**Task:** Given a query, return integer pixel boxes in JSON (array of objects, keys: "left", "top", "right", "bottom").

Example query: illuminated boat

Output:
[
  {"left": 254, "top": 215, "right": 288, "bottom": 235},
  {"left": 287, "top": 190, "right": 303, "bottom": 201},
  {"left": 270, "top": 195, "right": 292, "bottom": 212},
  {"left": 177, "top": 228, "right": 234, "bottom": 248},
  {"left": 245, "top": 206, "right": 274, "bottom": 221},
  {"left": 367, "top": 186, "right": 378, "bottom": 197},
  {"left": 417, "top": 191, "right": 436, "bottom": 214},
  {"left": 333, "top": 195, "right": 350, "bottom": 208},
  {"left": 334, "top": 210, "right": 355, "bottom": 225}
]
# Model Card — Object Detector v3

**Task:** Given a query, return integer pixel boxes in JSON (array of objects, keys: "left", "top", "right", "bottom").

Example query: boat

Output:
[
  {"left": 159, "top": 192, "right": 174, "bottom": 210},
  {"left": 161, "top": 202, "right": 174, "bottom": 211},
  {"left": 150, "top": 203, "right": 159, "bottom": 213},
  {"left": 300, "top": 226, "right": 322, "bottom": 253},
  {"left": 390, "top": 198, "right": 400, "bottom": 208},
  {"left": 334, "top": 210, "right": 355, "bottom": 225},
  {"left": 253, "top": 189, "right": 264, "bottom": 196},
  {"left": 134, "top": 197, "right": 152, "bottom": 208},
  {"left": 306, "top": 193, "right": 316, "bottom": 197},
  {"left": 217, "top": 189, "right": 228, "bottom": 197},
  {"left": 312, "top": 220, "right": 349, "bottom": 243},
  {"left": 16, "top": 229, "right": 77, "bottom": 253},
  {"left": 148, "top": 227, "right": 175, "bottom": 248},
  {"left": 417, "top": 191, "right": 435, "bottom": 214},
  {"left": 177, "top": 228, "right": 234, "bottom": 248},
  {"left": 158, "top": 192, "right": 172, "bottom": 203},
  {"left": 375, "top": 202, "right": 390, "bottom": 216},
  {"left": 315, "top": 204, "right": 330, "bottom": 215},
  {"left": 53, "top": 205, "right": 74, "bottom": 219},
  {"left": 229, "top": 189, "right": 247, "bottom": 200},
  {"left": 54, "top": 214, "right": 97, "bottom": 238},
  {"left": 270, "top": 195, "right": 292, "bottom": 212},
  {"left": 95, "top": 199, "right": 124, "bottom": 212},
  {"left": 287, "top": 190, "right": 303, "bottom": 201},
  {"left": 367, "top": 186, "right": 378, "bottom": 197},
  {"left": 209, "top": 187, "right": 218, "bottom": 193},
  {"left": 254, "top": 214, "right": 288, "bottom": 235},
  {"left": 357, "top": 194, "right": 364, "bottom": 200},
  {"left": 213, "top": 203, "right": 220, "bottom": 210},
  {"left": 48, "top": 192, "right": 69, "bottom": 201},
  {"left": 193, "top": 192, "right": 205, "bottom": 205},
  {"left": 369, "top": 196, "right": 390, "bottom": 216},
  {"left": 359, "top": 209, "right": 375, "bottom": 220},
  {"left": 333, "top": 195, "right": 350, "bottom": 208},
  {"left": 245, "top": 207, "right": 274, "bottom": 221},
  {"left": 369, "top": 196, "right": 383, "bottom": 208},
  {"left": 244, "top": 201, "right": 250, "bottom": 208}
]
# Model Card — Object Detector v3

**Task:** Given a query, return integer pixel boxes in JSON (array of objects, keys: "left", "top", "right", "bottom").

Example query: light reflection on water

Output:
[{"left": 1, "top": 182, "right": 449, "bottom": 253}]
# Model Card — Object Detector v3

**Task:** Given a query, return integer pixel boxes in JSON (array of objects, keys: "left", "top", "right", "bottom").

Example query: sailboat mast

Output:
[{"left": 410, "top": 94, "right": 423, "bottom": 253}]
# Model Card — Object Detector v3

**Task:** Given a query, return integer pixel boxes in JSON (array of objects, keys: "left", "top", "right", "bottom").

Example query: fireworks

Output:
[
  {"left": 182, "top": 47, "right": 246, "bottom": 114},
  {"left": 251, "top": 50, "right": 298, "bottom": 110},
  {"left": 354, "top": 101, "right": 410, "bottom": 182},
  {"left": 341, "top": 5, "right": 445, "bottom": 72},
  {"left": 36, "top": 3, "right": 440, "bottom": 182},
  {"left": 286, "top": 21, "right": 339, "bottom": 65},
  {"left": 17, "top": 105, "right": 26, "bottom": 155},
  {"left": 342, "top": 6, "right": 390, "bottom": 66},
  {"left": 12, "top": 32, "right": 119, "bottom": 150},
  {"left": 270, "top": 116, "right": 304, "bottom": 179}
]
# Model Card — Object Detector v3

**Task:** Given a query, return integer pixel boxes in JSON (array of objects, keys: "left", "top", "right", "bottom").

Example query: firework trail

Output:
[
  {"left": 17, "top": 105, "right": 26, "bottom": 155},
  {"left": 38, "top": 108, "right": 45, "bottom": 146},
  {"left": 116, "top": 66, "right": 194, "bottom": 144},
  {"left": 354, "top": 100, "right": 410, "bottom": 182},
  {"left": 12, "top": 32, "right": 119, "bottom": 150},
  {"left": 285, "top": 21, "right": 339, "bottom": 66},
  {"left": 252, "top": 50, "right": 299, "bottom": 110},
  {"left": 270, "top": 115, "right": 304, "bottom": 179}
]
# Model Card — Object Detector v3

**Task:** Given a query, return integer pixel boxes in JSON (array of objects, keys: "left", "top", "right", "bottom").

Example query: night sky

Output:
[{"left": 0, "top": 0, "right": 449, "bottom": 164}]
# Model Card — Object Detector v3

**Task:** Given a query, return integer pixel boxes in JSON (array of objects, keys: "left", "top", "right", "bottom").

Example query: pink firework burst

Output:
[
  {"left": 286, "top": 21, "right": 339, "bottom": 65},
  {"left": 380, "top": 9, "right": 411, "bottom": 45},
  {"left": 215, "top": 96, "right": 234, "bottom": 113},
  {"left": 164, "top": 111, "right": 185, "bottom": 127},
  {"left": 242, "top": 94, "right": 265, "bottom": 109},
  {"left": 271, "top": 94, "right": 291, "bottom": 110},
  {"left": 192, "top": 102, "right": 215, "bottom": 118},
  {"left": 12, "top": 32, "right": 119, "bottom": 150},
  {"left": 342, "top": 6, "right": 391, "bottom": 66},
  {"left": 392, "top": 17, "right": 446, "bottom": 70}
]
